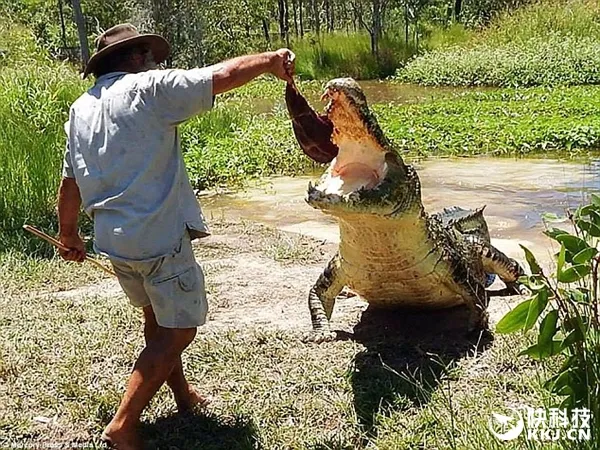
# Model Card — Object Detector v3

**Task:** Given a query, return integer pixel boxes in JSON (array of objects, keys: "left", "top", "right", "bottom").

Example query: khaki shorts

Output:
[{"left": 110, "top": 232, "right": 208, "bottom": 328}]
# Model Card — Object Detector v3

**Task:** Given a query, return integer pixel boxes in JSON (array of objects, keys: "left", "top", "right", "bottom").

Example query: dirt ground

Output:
[
  {"left": 71, "top": 220, "right": 520, "bottom": 337},
  {"left": 2, "top": 219, "right": 534, "bottom": 450}
]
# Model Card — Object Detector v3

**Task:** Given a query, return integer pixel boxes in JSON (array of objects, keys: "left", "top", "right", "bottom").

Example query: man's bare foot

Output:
[
  {"left": 101, "top": 422, "right": 143, "bottom": 450},
  {"left": 174, "top": 385, "right": 211, "bottom": 412}
]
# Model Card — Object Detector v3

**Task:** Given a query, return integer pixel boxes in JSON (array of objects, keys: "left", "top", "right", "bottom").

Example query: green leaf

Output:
[
  {"left": 521, "top": 275, "right": 547, "bottom": 291},
  {"left": 519, "top": 244, "right": 541, "bottom": 275},
  {"left": 496, "top": 299, "right": 532, "bottom": 334},
  {"left": 544, "top": 228, "right": 571, "bottom": 242},
  {"left": 577, "top": 204, "right": 597, "bottom": 216},
  {"left": 538, "top": 310, "right": 559, "bottom": 348},
  {"left": 561, "top": 330, "right": 584, "bottom": 350},
  {"left": 562, "top": 287, "right": 590, "bottom": 303},
  {"left": 557, "top": 244, "right": 566, "bottom": 276},
  {"left": 590, "top": 210, "right": 600, "bottom": 229},
  {"left": 591, "top": 193, "right": 600, "bottom": 207},
  {"left": 541, "top": 212, "right": 565, "bottom": 223},
  {"left": 519, "top": 341, "right": 562, "bottom": 360},
  {"left": 525, "top": 290, "right": 548, "bottom": 331},
  {"left": 575, "top": 218, "right": 600, "bottom": 237},
  {"left": 572, "top": 247, "right": 597, "bottom": 264},
  {"left": 554, "top": 234, "right": 588, "bottom": 260},
  {"left": 545, "top": 369, "right": 575, "bottom": 396},
  {"left": 558, "top": 264, "right": 591, "bottom": 283}
]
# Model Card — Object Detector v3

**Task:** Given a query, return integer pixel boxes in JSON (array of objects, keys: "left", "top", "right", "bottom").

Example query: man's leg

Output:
[
  {"left": 142, "top": 305, "right": 209, "bottom": 411},
  {"left": 101, "top": 324, "right": 196, "bottom": 449}
]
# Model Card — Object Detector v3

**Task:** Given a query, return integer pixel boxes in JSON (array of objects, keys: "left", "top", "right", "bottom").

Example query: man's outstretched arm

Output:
[
  {"left": 211, "top": 48, "right": 295, "bottom": 95},
  {"left": 57, "top": 177, "right": 86, "bottom": 262}
]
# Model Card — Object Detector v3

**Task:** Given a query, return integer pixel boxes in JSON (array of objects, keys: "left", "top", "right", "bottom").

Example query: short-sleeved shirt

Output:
[{"left": 63, "top": 68, "right": 214, "bottom": 261}]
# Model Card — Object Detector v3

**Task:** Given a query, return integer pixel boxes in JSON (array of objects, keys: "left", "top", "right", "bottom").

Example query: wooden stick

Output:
[{"left": 23, "top": 225, "right": 116, "bottom": 277}]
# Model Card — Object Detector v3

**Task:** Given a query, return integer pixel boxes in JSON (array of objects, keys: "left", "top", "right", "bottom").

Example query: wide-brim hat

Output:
[{"left": 83, "top": 23, "right": 170, "bottom": 78}]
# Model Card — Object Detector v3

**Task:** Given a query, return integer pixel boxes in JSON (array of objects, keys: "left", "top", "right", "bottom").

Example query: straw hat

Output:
[{"left": 83, "top": 23, "right": 170, "bottom": 78}]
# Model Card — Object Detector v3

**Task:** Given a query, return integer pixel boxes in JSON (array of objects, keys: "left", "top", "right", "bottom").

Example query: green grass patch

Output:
[
  {"left": 0, "top": 21, "right": 87, "bottom": 254},
  {"left": 399, "top": 0, "right": 600, "bottom": 87},
  {"left": 182, "top": 102, "right": 318, "bottom": 190},
  {"left": 292, "top": 32, "right": 416, "bottom": 80}
]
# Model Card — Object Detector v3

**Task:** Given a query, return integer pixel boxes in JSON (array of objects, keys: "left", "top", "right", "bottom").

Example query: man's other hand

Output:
[
  {"left": 58, "top": 233, "right": 86, "bottom": 262},
  {"left": 271, "top": 49, "right": 295, "bottom": 83}
]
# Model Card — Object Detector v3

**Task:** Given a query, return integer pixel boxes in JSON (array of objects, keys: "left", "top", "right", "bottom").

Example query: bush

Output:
[
  {"left": 399, "top": 0, "right": 600, "bottom": 87},
  {"left": 497, "top": 197, "right": 600, "bottom": 447},
  {"left": 399, "top": 36, "right": 600, "bottom": 87}
]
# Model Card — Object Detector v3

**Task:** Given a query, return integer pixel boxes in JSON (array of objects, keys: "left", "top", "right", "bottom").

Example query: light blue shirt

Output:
[{"left": 63, "top": 68, "right": 213, "bottom": 260}]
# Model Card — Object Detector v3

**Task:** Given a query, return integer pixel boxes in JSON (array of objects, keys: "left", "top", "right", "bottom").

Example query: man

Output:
[{"left": 57, "top": 23, "right": 294, "bottom": 449}]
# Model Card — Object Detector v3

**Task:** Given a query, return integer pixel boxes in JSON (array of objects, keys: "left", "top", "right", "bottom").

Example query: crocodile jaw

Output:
[
  {"left": 317, "top": 139, "right": 388, "bottom": 196},
  {"left": 308, "top": 82, "right": 390, "bottom": 210}
]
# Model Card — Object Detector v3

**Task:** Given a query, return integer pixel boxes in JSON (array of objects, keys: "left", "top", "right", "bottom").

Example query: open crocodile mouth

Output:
[{"left": 313, "top": 86, "right": 388, "bottom": 197}]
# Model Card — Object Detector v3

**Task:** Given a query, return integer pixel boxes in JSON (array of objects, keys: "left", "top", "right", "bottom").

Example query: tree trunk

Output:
[
  {"left": 324, "top": 0, "right": 331, "bottom": 32},
  {"left": 278, "top": 0, "right": 286, "bottom": 41},
  {"left": 284, "top": 0, "right": 290, "bottom": 46},
  {"left": 371, "top": 0, "right": 381, "bottom": 57},
  {"left": 57, "top": 0, "right": 67, "bottom": 49},
  {"left": 404, "top": 1, "right": 409, "bottom": 44},
  {"left": 313, "top": 0, "right": 320, "bottom": 36},
  {"left": 71, "top": 0, "right": 89, "bottom": 67},
  {"left": 262, "top": 18, "right": 271, "bottom": 44},
  {"left": 454, "top": 0, "right": 463, "bottom": 22},
  {"left": 299, "top": 0, "right": 304, "bottom": 37},
  {"left": 292, "top": 0, "right": 299, "bottom": 37}
]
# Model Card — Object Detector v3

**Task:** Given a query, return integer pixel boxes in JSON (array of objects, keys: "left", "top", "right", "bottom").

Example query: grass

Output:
[
  {"left": 291, "top": 32, "right": 416, "bottom": 80},
  {"left": 0, "top": 21, "right": 88, "bottom": 256},
  {"left": 0, "top": 219, "right": 561, "bottom": 449},
  {"left": 399, "top": 0, "right": 600, "bottom": 87}
]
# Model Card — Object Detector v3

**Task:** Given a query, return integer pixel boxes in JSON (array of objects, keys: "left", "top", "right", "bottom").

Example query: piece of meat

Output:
[{"left": 285, "top": 83, "right": 339, "bottom": 164}]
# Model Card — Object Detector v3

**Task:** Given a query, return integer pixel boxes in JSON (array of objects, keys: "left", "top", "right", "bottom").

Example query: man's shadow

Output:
[
  {"left": 138, "top": 410, "right": 259, "bottom": 450},
  {"left": 341, "top": 304, "right": 493, "bottom": 439}
]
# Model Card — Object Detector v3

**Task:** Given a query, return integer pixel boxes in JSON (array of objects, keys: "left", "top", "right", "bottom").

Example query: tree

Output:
[{"left": 71, "top": 0, "right": 89, "bottom": 65}]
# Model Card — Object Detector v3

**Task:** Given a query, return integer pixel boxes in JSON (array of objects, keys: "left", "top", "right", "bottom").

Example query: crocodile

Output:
[{"left": 285, "top": 78, "right": 526, "bottom": 339}]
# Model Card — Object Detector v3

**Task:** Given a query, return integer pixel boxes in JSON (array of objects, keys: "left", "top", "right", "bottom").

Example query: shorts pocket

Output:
[
  {"left": 177, "top": 266, "right": 198, "bottom": 292},
  {"left": 151, "top": 266, "right": 196, "bottom": 291}
]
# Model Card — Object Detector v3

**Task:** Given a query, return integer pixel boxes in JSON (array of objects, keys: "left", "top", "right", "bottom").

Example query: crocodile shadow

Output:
[
  {"left": 342, "top": 304, "right": 493, "bottom": 438},
  {"left": 138, "top": 410, "right": 258, "bottom": 450}
]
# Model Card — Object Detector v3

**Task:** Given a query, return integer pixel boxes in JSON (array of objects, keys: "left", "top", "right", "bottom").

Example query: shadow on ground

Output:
[
  {"left": 344, "top": 305, "right": 493, "bottom": 439},
  {"left": 139, "top": 410, "right": 258, "bottom": 450}
]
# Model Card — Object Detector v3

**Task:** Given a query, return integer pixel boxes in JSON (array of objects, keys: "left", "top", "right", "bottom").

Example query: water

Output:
[
  {"left": 252, "top": 81, "right": 488, "bottom": 114},
  {"left": 202, "top": 157, "right": 600, "bottom": 266}
]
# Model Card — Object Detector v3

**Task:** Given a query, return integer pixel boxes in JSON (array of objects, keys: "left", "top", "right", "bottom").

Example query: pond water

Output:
[
  {"left": 252, "top": 81, "right": 488, "bottom": 113},
  {"left": 202, "top": 157, "right": 600, "bottom": 267}
]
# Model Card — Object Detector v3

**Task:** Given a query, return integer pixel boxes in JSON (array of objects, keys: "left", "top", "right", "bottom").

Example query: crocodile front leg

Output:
[
  {"left": 475, "top": 241, "right": 529, "bottom": 295},
  {"left": 306, "top": 253, "right": 346, "bottom": 342}
]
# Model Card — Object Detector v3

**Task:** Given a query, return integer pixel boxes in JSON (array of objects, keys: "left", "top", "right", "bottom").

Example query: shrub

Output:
[{"left": 497, "top": 197, "right": 600, "bottom": 447}]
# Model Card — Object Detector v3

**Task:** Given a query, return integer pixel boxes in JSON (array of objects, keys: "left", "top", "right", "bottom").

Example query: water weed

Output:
[{"left": 376, "top": 86, "right": 600, "bottom": 156}]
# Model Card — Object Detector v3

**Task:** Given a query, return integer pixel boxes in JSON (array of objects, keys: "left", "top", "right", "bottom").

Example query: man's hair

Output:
[{"left": 93, "top": 45, "right": 149, "bottom": 78}]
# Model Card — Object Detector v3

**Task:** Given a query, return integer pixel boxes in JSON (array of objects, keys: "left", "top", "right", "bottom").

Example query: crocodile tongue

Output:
[{"left": 285, "top": 83, "right": 339, "bottom": 163}]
